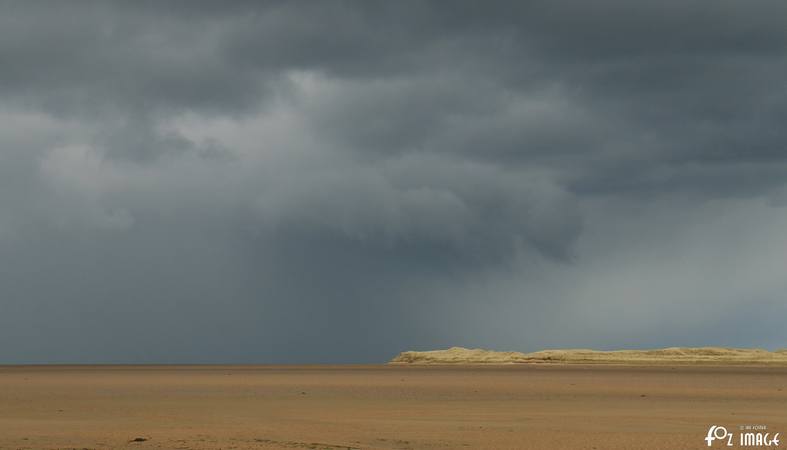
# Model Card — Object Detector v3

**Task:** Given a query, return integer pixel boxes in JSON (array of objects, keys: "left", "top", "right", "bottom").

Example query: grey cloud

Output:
[
  {"left": 0, "top": 1, "right": 786, "bottom": 363},
  {"left": 254, "top": 153, "right": 580, "bottom": 261}
]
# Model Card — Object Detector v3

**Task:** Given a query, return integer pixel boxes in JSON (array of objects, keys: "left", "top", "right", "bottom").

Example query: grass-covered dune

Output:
[{"left": 390, "top": 346, "right": 787, "bottom": 365}]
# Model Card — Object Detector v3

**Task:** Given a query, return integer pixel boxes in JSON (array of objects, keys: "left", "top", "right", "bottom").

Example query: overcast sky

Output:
[{"left": 1, "top": 1, "right": 786, "bottom": 363}]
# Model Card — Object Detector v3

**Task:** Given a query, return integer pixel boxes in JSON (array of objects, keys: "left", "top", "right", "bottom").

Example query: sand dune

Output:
[
  {"left": 390, "top": 347, "right": 530, "bottom": 364},
  {"left": 390, "top": 346, "right": 787, "bottom": 364}
]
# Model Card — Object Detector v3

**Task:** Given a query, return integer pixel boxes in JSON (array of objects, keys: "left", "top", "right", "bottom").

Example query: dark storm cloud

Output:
[{"left": 1, "top": 1, "right": 786, "bottom": 363}]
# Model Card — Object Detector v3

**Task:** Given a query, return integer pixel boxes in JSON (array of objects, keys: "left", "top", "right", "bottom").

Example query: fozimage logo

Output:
[{"left": 705, "top": 424, "right": 781, "bottom": 447}]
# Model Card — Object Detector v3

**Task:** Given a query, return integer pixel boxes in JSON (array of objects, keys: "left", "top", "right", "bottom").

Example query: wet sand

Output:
[{"left": 1, "top": 364, "right": 785, "bottom": 449}]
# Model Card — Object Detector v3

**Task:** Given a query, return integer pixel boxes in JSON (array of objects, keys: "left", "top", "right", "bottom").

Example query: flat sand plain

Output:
[{"left": 1, "top": 365, "right": 786, "bottom": 450}]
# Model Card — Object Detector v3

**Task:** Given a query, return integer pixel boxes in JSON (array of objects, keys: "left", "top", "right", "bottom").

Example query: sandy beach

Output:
[{"left": 1, "top": 364, "right": 785, "bottom": 449}]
